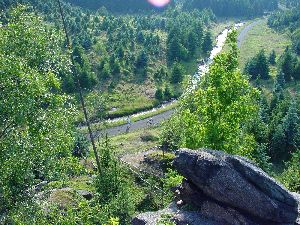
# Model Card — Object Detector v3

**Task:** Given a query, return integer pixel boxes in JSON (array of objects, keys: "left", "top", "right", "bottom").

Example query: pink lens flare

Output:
[{"left": 148, "top": 0, "right": 170, "bottom": 7}]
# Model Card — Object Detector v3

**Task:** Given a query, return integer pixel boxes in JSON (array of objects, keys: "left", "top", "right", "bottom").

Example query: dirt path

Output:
[
  {"left": 237, "top": 20, "right": 264, "bottom": 48},
  {"left": 93, "top": 109, "right": 174, "bottom": 137}
]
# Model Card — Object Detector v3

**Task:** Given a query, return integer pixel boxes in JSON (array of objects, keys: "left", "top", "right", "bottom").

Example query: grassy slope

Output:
[
  {"left": 239, "top": 19, "right": 291, "bottom": 70},
  {"left": 110, "top": 127, "right": 161, "bottom": 156},
  {"left": 238, "top": 19, "right": 300, "bottom": 98}
]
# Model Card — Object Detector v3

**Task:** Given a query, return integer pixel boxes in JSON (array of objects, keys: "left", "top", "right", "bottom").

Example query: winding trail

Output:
[
  {"left": 93, "top": 109, "right": 174, "bottom": 137},
  {"left": 93, "top": 20, "right": 261, "bottom": 137},
  {"left": 237, "top": 20, "right": 263, "bottom": 48}
]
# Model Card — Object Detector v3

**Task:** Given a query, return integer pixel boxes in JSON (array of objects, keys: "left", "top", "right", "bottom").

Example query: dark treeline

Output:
[
  {"left": 65, "top": 0, "right": 174, "bottom": 12},
  {"left": 283, "top": 0, "right": 300, "bottom": 7},
  {"left": 183, "top": 0, "right": 278, "bottom": 17},
  {"left": 268, "top": 6, "right": 300, "bottom": 30},
  {"left": 268, "top": 6, "right": 300, "bottom": 55}
]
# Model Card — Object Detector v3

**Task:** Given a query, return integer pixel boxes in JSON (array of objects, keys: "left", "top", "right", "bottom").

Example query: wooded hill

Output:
[
  {"left": 65, "top": 0, "right": 174, "bottom": 12},
  {"left": 184, "top": 0, "right": 278, "bottom": 17}
]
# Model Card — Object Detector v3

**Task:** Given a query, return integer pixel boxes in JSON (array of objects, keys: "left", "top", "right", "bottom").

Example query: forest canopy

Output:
[
  {"left": 183, "top": 0, "right": 278, "bottom": 17},
  {"left": 65, "top": 0, "right": 173, "bottom": 12}
]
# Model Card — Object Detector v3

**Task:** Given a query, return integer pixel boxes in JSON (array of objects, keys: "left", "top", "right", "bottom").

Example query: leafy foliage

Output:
[
  {"left": 163, "top": 31, "right": 259, "bottom": 157},
  {"left": 0, "top": 6, "right": 79, "bottom": 212},
  {"left": 280, "top": 149, "right": 300, "bottom": 192},
  {"left": 95, "top": 137, "right": 138, "bottom": 224}
]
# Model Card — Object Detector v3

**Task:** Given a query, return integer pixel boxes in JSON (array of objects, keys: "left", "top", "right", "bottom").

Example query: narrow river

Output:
[{"left": 193, "top": 22, "right": 244, "bottom": 84}]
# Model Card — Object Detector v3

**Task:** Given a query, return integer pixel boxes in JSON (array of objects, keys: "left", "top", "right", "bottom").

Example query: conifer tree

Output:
[
  {"left": 136, "top": 50, "right": 148, "bottom": 69},
  {"left": 171, "top": 63, "right": 185, "bottom": 84},
  {"left": 245, "top": 49, "right": 270, "bottom": 80},
  {"left": 202, "top": 31, "right": 213, "bottom": 54},
  {"left": 187, "top": 31, "right": 197, "bottom": 56},
  {"left": 293, "top": 62, "right": 300, "bottom": 80},
  {"left": 72, "top": 45, "right": 97, "bottom": 89},
  {"left": 282, "top": 99, "right": 300, "bottom": 151},
  {"left": 280, "top": 48, "right": 297, "bottom": 82},
  {"left": 155, "top": 88, "right": 163, "bottom": 101},
  {"left": 269, "top": 50, "right": 276, "bottom": 65}
]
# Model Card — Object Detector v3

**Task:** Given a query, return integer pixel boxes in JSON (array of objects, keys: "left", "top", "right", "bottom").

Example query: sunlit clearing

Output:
[{"left": 148, "top": 0, "right": 170, "bottom": 7}]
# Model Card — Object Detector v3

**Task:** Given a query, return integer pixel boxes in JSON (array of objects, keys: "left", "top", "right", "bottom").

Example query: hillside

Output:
[
  {"left": 65, "top": 0, "right": 173, "bottom": 12},
  {"left": 183, "top": 0, "right": 279, "bottom": 17},
  {"left": 0, "top": 1, "right": 299, "bottom": 225}
]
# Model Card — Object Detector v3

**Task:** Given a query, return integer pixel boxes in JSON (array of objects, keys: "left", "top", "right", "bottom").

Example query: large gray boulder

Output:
[{"left": 174, "top": 149, "right": 300, "bottom": 225}]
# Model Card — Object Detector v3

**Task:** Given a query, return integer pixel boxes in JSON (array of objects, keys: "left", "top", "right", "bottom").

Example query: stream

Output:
[{"left": 193, "top": 22, "right": 244, "bottom": 85}]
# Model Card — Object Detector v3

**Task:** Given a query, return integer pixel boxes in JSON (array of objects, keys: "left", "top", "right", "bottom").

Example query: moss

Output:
[
  {"left": 145, "top": 151, "right": 176, "bottom": 169},
  {"left": 68, "top": 176, "right": 95, "bottom": 192},
  {"left": 140, "top": 132, "right": 160, "bottom": 142},
  {"left": 48, "top": 189, "right": 83, "bottom": 209}
]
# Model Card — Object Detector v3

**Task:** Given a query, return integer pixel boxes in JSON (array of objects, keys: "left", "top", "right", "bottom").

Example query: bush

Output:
[
  {"left": 160, "top": 115, "right": 183, "bottom": 151},
  {"left": 95, "top": 137, "right": 139, "bottom": 224},
  {"left": 72, "top": 132, "right": 90, "bottom": 158},
  {"left": 279, "top": 149, "right": 300, "bottom": 192}
]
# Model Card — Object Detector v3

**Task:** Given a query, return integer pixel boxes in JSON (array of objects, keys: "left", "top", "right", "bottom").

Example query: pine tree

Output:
[
  {"left": 270, "top": 71, "right": 285, "bottom": 111},
  {"left": 102, "top": 62, "right": 111, "bottom": 80},
  {"left": 282, "top": 99, "right": 300, "bottom": 151},
  {"left": 164, "top": 85, "right": 172, "bottom": 100},
  {"left": 269, "top": 50, "right": 276, "bottom": 65},
  {"left": 72, "top": 45, "right": 97, "bottom": 89},
  {"left": 187, "top": 31, "right": 197, "bottom": 57},
  {"left": 154, "top": 67, "right": 167, "bottom": 83},
  {"left": 155, "top": 88, "right": 163, "bottom": 101},
  {"left": 202, "top": 31, "right": 213, "bottom": 54},
  {"left": 244, "top": 50, "right": 270, "bottom": 80},
  {"left": 280, "top": 48, "right": 296, "bottom": 82},
  {"left": 256, "top": 49, "right": 270, "bottom": 79},
  {"left": 171, "top": 63, "right": 184, "bottom": 84},
  {"left": 136, "top": 50, "right": 148, "bottom": 69},
  {"left": 137, "top": 31, "right": 145, "bottom": 44},
  {"left": 293, "top": 62, "right": 300, "bottom": 81},
  {"left": 167, "top": 37, "right": 187, "bottom": 62},
  {"left": 270, "top": 123, "right": 287, "bottom": 161}
]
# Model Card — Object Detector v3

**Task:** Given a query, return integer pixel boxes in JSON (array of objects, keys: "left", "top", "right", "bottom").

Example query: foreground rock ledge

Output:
[{"left": 133, "top": 149, "right": 300, "bottom": 225}]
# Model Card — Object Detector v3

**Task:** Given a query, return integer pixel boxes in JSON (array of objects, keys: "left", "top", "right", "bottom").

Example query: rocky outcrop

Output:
[
  {"left": 173, "top": 149, "right": 300, "bottom": 225},
  {"left": 132, "top": 148, "right": 300, "bottom": 225}
]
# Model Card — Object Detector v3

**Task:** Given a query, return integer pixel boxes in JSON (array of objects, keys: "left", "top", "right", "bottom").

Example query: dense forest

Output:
[
  {"left": 183, "top": 0, "right": 278, "bottom": 17},
  {"left": 0, "top": 0, "right": 215, "bottom": 120},
  {"left": 65, "top": 0, "right": 174, "bottom": 12},
  {"left": 0, "top": 0, "right": 299, "bottom": 224}
]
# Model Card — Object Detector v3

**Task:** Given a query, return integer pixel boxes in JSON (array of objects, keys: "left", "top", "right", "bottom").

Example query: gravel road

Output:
[
  {"left": 237, "top": 20, "right": 263, "bottom": 48},
  {"left": 93, "top": 109, "right": 175, "bottom": 137}
]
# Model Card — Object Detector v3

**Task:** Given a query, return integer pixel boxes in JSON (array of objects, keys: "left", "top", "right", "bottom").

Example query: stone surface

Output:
[
  {"left": 132, "top": 203, "right": 177, "bottom": 225},
  {"left": 292, "top": 192, "right": 300, "bottom": 225},
  {"left": 132, "top": 203, "right": 221, "bottom": 225},
  {"left": 77, "top": 190, "right": 93, "bottom": 200},
  {"left": 173, "top": 148, "right": 300, "bottom": 225}
]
